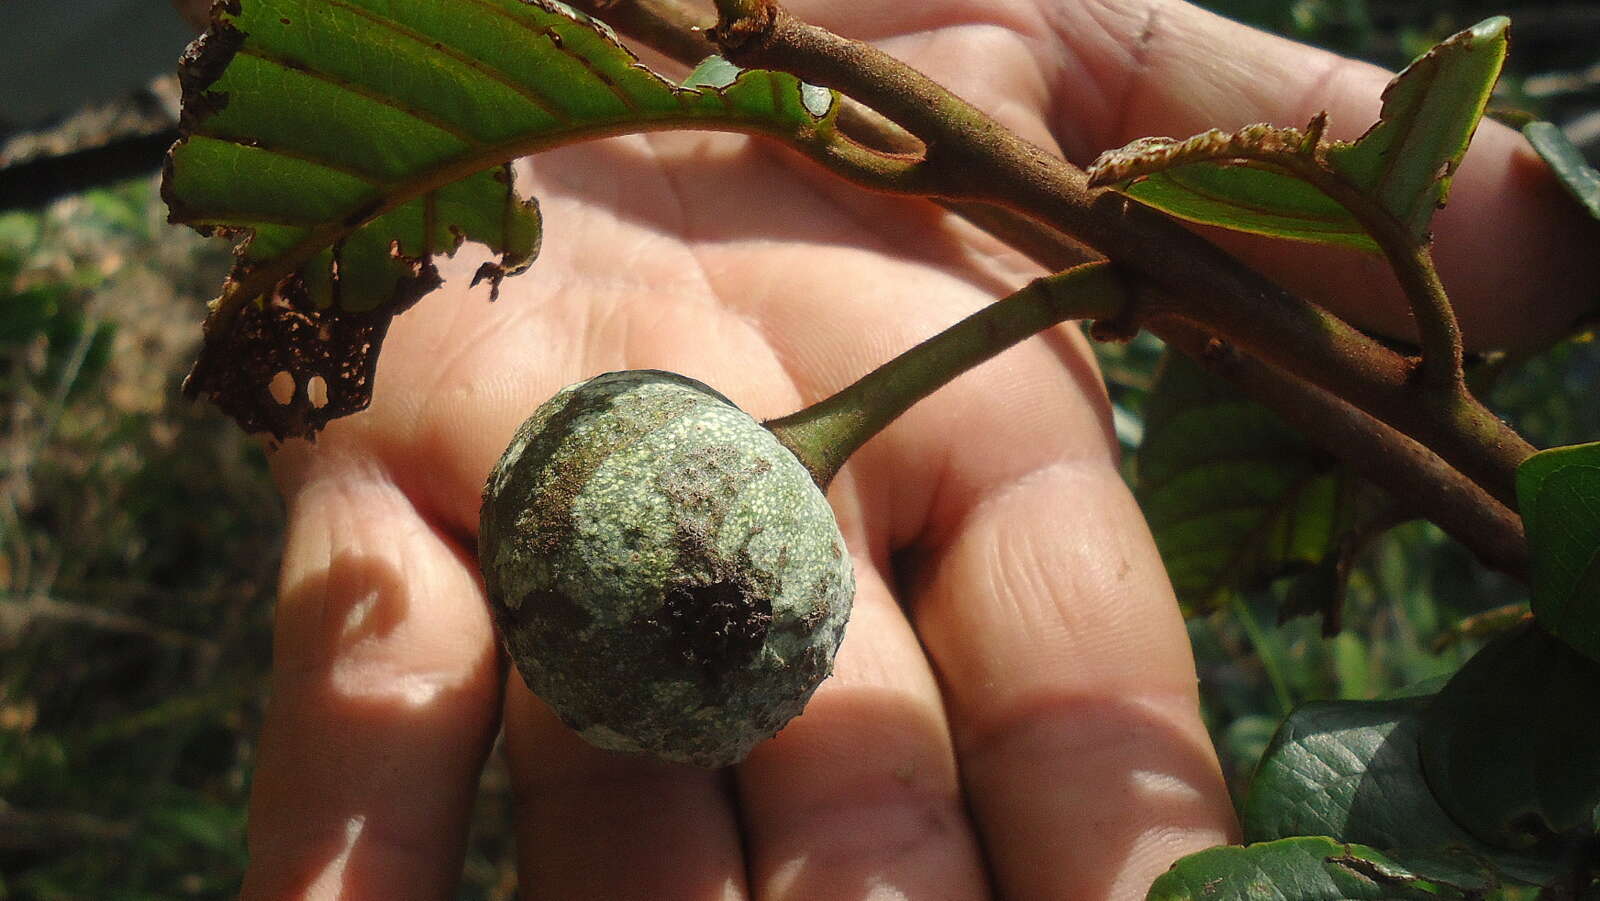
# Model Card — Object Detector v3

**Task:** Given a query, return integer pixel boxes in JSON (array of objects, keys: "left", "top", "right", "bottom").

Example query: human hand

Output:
[{"left": 238, "top": 2, "right": 1597, "bottom": 898}]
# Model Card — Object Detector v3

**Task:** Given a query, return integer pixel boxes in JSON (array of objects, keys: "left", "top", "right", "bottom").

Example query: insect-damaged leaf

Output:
[
  {"left": 166, "top": 0, "right": 839, "bottom": 439},
  {"left": 1089, "top": 18, "right": 1507, "bottom": 249},
  {"left": 1146, "top": 836, "right": 1499, "bottom": 901},
  {"left": 1087, "top": 120, "right": 1377, "bottom": 252},
  {"left": 1324, "top": 17, "right": 1507, "bottom": 240}
]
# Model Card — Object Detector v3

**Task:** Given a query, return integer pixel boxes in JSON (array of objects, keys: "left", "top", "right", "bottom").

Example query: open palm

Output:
[{"left": 240, "top": 1, "right": 1596, "bottom": 898}]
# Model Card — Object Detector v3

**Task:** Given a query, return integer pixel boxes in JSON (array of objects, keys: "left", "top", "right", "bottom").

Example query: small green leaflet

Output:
[
  {"left": 165, "top": 0, "right": 838, "bottom": 439},
  {"left": 1516, "top": 441, "right": 1600, "bottom": 661},
  {"left": 1089, "top": 18, "right": 1508, "bottom": 249},
  {"left": 1147, "top": 837, "right": 1499, "bottom": 900},
  {"left": 1324, "top": 18, "right": 1507, "bottom": 238},
  {"left": 1523, "top": 121, "right": 1600, "bottom": 221}
]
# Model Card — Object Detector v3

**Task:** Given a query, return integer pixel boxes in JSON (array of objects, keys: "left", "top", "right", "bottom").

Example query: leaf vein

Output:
[
  {"left": 183, "top": 130, "right": 386, "bottom": 185},
  {"left": 451, "top": 0, "right": 648, "bottom": 115},
  {"left": 236, "top": 45, "right": 485, "bottom": 148},
  {"left": 318, "top": 0, "right": 574, "bottom": 127},
  {"left": 1160, "top": 169, "right": 1361, "bottom": 228}
]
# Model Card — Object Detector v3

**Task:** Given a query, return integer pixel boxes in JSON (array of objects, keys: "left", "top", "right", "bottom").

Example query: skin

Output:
[{"left": 237, "top": 1, "right": 1598, "bottom": 898}]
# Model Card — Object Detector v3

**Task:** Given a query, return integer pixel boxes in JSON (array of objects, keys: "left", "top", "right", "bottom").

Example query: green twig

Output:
[
  {"left": 765, "top": 261, "right": 1128, "bottom": 489},
  {"left": 1275, "top": 149, "right": 1466, "bottom": 393}
]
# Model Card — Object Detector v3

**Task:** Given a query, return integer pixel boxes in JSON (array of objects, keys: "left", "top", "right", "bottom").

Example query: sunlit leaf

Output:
[
  {"left": 1090, "top": 18, "right": 1507, "bottom": 248},
  {"left": 1517, "top": 441, "right": 1600, "bottom": 659},
  {"left": 1119, "top": 160, "right": 1375, "bottom": 250},
  {"left": 1324, "top": 17, "right": 1507, "bottom": 239},
  {"left": 165, "top": 0, "right": 838, "bottom": 438},
  {"left": 1523, "top": 121, "right": 1600, "bottom": 222},
  {"left": 1087, "top": 120, "right": 1374, "bottom": 250},
  {"left": 1147, "top": 836, "right": 1497, "bottom": 900}
]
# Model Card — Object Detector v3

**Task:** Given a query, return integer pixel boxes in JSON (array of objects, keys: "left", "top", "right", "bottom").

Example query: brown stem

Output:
[
  {"left": 572, "top": 0, "right": 923, "bottom": 153},
  {"left": 581, "top": 0, "right": 720, "bottom": 65},
  {"left": 1269, "top": 150, "right": 1467, "bottom": 392},
  {"left": 571, "top": 0, "right": 1534, "bottom": 575},
  {"left": 1087, "top": 134, "right": 1469, "bottom": 393},
  {"left": 1157, "top": 323, "right": 1528, "bottom": 579},
  {"left": 710, "top": 0, "right": 776, "bottom": 49},
  {"left": 709, "top": 5, "right": 1536, "bottom": 506}
]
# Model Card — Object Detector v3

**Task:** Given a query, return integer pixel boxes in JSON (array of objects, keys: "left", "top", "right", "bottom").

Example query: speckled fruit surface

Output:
[{"left": 480, "top": 370, "right": 855, "bottom": 767}]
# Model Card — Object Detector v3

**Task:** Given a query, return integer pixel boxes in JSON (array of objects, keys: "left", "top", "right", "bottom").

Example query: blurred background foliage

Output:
[{"left": 0, "top": 0, "right": 1595, "bottom": 896}]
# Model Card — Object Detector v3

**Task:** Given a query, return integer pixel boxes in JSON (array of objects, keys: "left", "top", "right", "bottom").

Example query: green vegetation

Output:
[{"left": 0, "top": 181, "right": 270, "bottom": 897}]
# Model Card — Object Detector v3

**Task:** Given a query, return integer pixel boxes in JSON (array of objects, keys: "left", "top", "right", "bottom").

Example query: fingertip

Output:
[{"left": 911, "top": 460, "right": 1236, "bottom": 899}]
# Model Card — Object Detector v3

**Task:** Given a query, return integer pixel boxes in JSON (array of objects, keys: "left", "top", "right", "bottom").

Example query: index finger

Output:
[{"left": 845, "top": 319, "right": 1238, "bottom": 899}]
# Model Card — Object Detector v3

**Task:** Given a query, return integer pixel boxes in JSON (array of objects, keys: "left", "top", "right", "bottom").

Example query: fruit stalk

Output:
[{"left": 764, "top": 260, "right": 1127, "bottom": 489}]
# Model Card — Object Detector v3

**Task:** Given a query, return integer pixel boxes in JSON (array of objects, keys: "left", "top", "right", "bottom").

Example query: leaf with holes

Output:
[
  {"left": 1135, "top": 350, "right": 1386, "bottom": 615},
  {"left": 1147, "top": 836, "right": 1500, "bottom": 900},
  {"left": 165, "top": 0, "right": 838, "bottom": 439},
  {"left": 1089, "top": 18, "right": 1506, "bottom": 248}
]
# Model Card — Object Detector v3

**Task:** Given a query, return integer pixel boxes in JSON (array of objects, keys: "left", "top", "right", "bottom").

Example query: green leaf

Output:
[
  {"left": 1324, "top": 17, "right": 1507, "bottom": 239},
  {"left": 1086, "top": 121, "right": 1376, "bottom": 251},
  {"left": 1419, "top": 622, "right": 1600, "bottom": 852},
  {"left": 1147, "top": 837, "right": 1498, "bottom": 900},
  {"left": 1522, "top": 122, "right": 1600, "bottom": 222},
  {"left": 165, "top": 0, "right": 838, "bottom": 438},
  {"left": 1517, "top": 441, "right": 1600, "bottom": 659},
  {"left": 1135, "top": 350, "right": 1383, "bottom": 614},
  {"left": 1242, "top": 696, "right": 1562, "bottom": 885},
  {"left": 1089, "top": 19, "right": 1506, "bottom": 248},
  {"left": 1120, "top": 160, "right": 1375, "bottom": 250}
]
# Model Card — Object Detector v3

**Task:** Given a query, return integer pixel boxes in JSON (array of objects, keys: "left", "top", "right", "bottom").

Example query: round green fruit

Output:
[{"left": 479, "top": 370, "right": 854, "bottom": 767}]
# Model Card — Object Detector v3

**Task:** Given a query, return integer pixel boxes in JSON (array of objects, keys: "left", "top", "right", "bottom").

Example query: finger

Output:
[
  {"left": 502, "top": 673, "right": 750, "bottom": 900},
  {"left": 242, "top": 451, "right": 503, "bottom": 898},
  {"left": 733, "top": 496, "right": 990, "bottom": 900},
  {"left": 914, "top": 461, "right": 1237, "bottom": 899},
  {"left": 1029, "top": 0, "right": 1599, "bottom": 347},
  {"left": 885, "top": 338, "right": 1236, "bottom": 900}
]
